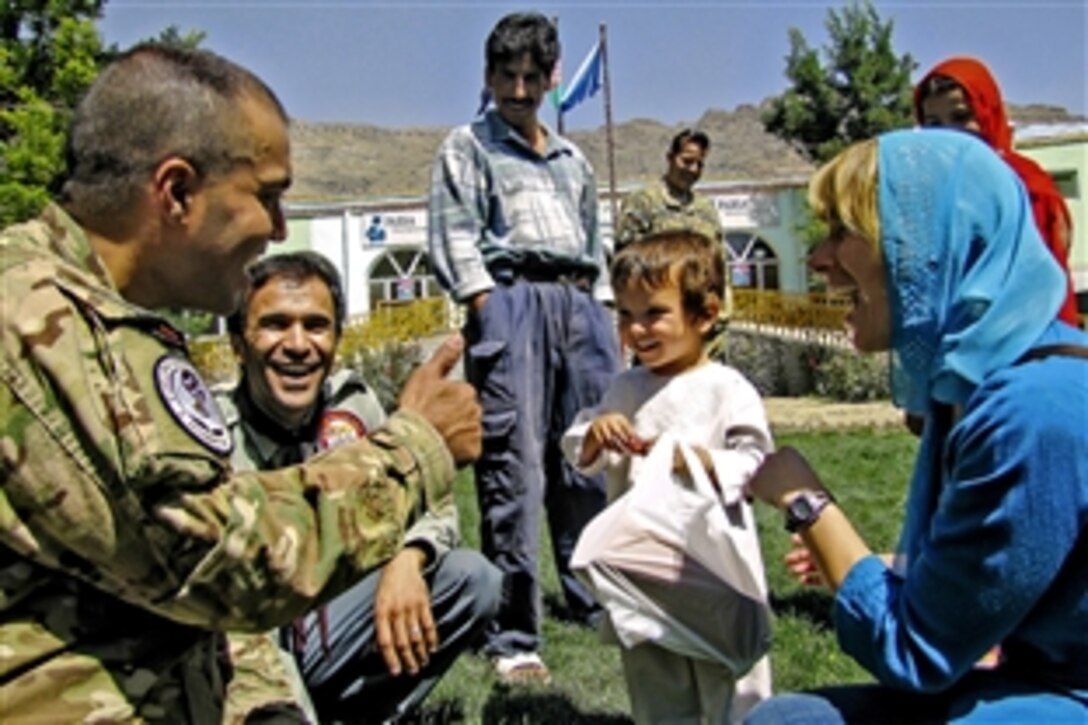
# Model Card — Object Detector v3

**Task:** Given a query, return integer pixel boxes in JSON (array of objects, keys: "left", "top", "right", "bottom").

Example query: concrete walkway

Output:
[{"left": 764, "top": 396, "right": 903, "bottom": 432}]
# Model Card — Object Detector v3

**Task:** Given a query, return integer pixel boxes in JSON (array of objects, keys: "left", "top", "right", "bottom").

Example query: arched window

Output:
[
  {"left": 724, "top": 231, "right": 779, "bottom": 290},
  {"left": 368, "top": 248, "right": 442, "bottom": 306}
]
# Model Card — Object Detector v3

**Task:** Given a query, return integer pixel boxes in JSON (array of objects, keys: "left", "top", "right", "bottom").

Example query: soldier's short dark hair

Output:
[
  {"left": 668, "top": 129, "right": 710, "bottom": 157},
  {"left": 227, "top": 251, "right": 346, "bottom": 337},
  {"left": 610, "top": 230, "right": 725, "bottom": 320},
  {"left": 61, "top": 43, "right": 287, "bottom": 222},
  {"left": 485, "top": 12, "right": 559, "bottom": 77}
]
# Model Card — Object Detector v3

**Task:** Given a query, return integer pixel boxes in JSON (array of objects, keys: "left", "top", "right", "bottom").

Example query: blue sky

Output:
[{"left": 99, "top": 1, "right": 1087, "bottom": 131}]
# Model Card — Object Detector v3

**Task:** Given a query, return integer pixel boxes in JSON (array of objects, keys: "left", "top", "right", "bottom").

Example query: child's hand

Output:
[
  {"left": 671, "top": 444, "right": 720, "bottom": 492},
  {"left": 581, "top": 414, "right": 647, "bottom": 465},
  {"left": 784, "top": 533, "right": 828, "bottom": 588},
  {"left": 628, "top": 435, "right": 653, "bottom": 455}
]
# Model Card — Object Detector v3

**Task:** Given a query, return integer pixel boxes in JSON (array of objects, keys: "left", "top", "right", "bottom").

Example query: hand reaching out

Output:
[
  {"left": 784, "top": 533, "right": 828, "bottom": 588},
  {"left": 746, "top": 447, "right": 825, "bottom": 509},
  {"left": 671, "top": 443, "right": 720, "bottom": 492},
  {"left": 580, "top": 413, "right": 650, "bottom": 466}
]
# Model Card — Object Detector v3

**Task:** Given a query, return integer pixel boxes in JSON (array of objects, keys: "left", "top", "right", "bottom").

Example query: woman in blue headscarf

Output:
[{"left": 744, "top": 129, "right": 1088, "bottom": 722}]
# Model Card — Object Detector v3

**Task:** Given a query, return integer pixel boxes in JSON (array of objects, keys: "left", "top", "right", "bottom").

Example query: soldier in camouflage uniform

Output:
[
  {"left": 0, "top": 44, "right": 481, "bottom": 723},
  {"left": 614, "top": 129, "right": 732, "bottom": 356},
  {"left": 219, "top": 253, "right": 500, "bottom": 724},
  {"left": 614, "top": 129, "right": 724, "bottom": 253}
]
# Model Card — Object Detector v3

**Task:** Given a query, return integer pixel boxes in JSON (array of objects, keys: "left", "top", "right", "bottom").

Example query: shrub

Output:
[
  {"left": 716, "top": 329, "right": 827, "bottom": 397},
  {"left": 717, "top": 330, "right": 788, "bottom": 396},
  {"left": 714, "top": 328, "right": 890, "bottom": 402},
  {"left": 190, "top": 336, "right": 236, "bottom": 387},
  {"left": 341, "top": 339, "right": 424, "bottom": 413},
  {"left": 812, "top": 348, "right": 891, "bottom": 402}
]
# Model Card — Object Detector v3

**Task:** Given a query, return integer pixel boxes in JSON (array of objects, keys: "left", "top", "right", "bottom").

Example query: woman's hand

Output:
[
  {"left": 785, "top": 533, "right": 828, "bottom": 588},
  {"left": 746, "top": 446, "right": 827, "bottom": 509},
  {"left": 751, "top": 447, "right": 873, "bottom": 590}
]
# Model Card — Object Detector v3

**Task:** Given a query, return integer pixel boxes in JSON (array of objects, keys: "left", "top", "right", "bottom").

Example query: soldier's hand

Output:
[{"left": 398, "top": 334, "right": 482, "bottom": 466}]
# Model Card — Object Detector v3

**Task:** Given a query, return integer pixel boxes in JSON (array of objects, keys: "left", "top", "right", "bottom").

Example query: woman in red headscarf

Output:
[{"left": 915, "top": 56, "right": 1080, "bottom": 326}]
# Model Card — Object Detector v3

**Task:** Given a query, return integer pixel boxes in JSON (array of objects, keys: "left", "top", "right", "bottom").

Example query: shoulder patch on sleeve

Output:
[
  {"left": 154, "top": 355, "right": 233, "bottom": 455},
  {"left": 317, "top": 410, "right": 368, "bottom": 451}
]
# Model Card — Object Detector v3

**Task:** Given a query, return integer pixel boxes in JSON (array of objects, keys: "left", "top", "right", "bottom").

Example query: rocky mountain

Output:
[{"left": 286, "top": 101, "right": 1083, "bottom": 203}]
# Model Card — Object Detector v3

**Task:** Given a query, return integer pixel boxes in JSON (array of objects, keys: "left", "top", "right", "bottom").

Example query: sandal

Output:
[{"left": 492, "top": 651, "right": 552, "bottom": 686}]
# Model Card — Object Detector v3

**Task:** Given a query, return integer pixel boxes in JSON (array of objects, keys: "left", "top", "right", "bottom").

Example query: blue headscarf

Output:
[
  {"left": 879, "top": 128, "right": 1065, "bottom": 414},
  {"left": 878, "top": 129, "right": 1066, "bottom": 565}
]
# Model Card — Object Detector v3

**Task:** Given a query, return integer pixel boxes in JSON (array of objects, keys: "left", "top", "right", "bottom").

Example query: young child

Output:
[{"left": 562, "top": 230, "right": 774, "bottom": 724}]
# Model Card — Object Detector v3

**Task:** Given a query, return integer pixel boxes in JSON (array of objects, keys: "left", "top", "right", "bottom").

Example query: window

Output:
[
  {"left": 724, "top": 231, "right": 779, "bottom": 290},
  {"left": 368, "top": 249, "right": 439, "bottom": 305}
]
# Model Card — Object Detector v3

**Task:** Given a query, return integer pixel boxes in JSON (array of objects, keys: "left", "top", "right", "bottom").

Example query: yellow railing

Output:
[
  {"left": 733, "top": 289, "right": 849, "bottom": 331},
  {"left": 339, "top": 297, "right": 451, "bottom": 350}
]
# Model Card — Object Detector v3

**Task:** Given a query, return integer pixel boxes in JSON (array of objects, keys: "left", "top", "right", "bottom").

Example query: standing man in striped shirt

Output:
[{"left": 427, "top": 11, "right": 620, "bottom": 686}]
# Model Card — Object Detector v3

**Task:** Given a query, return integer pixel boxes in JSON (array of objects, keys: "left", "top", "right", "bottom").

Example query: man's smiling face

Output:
[{"left": 235, "top": 274, "right": 339, "bottom": 429}]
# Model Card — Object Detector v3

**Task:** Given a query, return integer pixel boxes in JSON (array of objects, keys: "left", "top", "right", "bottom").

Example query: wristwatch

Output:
[{"left": 784, "top": 490, "right": 835, "bottom": 533}]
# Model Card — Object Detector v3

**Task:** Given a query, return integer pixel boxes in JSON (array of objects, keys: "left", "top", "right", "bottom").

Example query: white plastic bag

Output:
[{"left": 571, "top": 433, "right": 772, "bottom": 676}]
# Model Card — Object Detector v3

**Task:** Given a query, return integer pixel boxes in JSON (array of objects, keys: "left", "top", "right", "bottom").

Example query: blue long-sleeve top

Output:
[{"left": 834, "top": 323, "right": 1088, "bottom": 696}]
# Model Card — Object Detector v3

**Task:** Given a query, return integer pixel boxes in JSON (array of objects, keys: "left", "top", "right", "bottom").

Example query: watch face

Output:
[
  {"left": 786, "top": 491, "right": 830, "bottom": 532},
  {"left": 790, "top": 497, "right": 816, "bottom": 519}
]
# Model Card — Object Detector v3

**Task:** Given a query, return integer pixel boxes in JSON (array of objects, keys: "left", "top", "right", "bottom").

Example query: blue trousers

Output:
[
  {"left": 743, "top": 670, "right": 1088, "bottom": 724},
  {"left": 464, "top": 279, "right": 620, "bottom": 657},
  {"left": 287, "top": 549, "right": 501, "bottom": 724}
]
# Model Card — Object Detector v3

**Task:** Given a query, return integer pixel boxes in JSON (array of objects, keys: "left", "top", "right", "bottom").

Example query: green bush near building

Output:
[{"left": 720, "top": 329, "right": 891, "bottom": 402}]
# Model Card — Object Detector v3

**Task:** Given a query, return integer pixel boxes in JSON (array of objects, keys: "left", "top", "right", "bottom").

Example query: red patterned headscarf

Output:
[{"left": 914, "top": 57, "right": 1079, "bottom": 326}]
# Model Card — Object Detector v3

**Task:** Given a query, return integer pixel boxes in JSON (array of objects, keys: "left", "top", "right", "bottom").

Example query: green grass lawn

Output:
[{"left": 422, "top": 430, "right": 919, "bottom": 723}]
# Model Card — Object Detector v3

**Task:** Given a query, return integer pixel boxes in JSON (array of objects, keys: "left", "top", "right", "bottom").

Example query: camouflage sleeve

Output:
[
  {"left": 614, "top": 189, "right": 653, "bottom": 252},
  {"left": 0, "top": 266, "right": 455, "bottom": 634},
  {"left": 222, "top": 632, "right": 315, "bottom": 724},
  {"left": 402, "top": 496, "right": 460, "bottom": 567},
  {"left": 695, "top": 197, "right": 725, "bottom": 244},
  {"left": 147, "top": 410, "right": 454, "bottom": 631}
]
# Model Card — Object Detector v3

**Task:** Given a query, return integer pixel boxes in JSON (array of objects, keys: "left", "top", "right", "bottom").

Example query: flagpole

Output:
[
  {"left": 553, "top": 15, "right": 564, "bottom": 135},
  {"left": 600, "top": 22, "right": 618, "bottom": 242}
]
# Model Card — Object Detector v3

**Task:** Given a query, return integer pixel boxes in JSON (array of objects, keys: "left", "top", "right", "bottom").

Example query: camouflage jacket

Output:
[
  {"left": 613, "top": 179, "right": 724, "bottom": 252},
  {"left": 221, "top": 631, "right": 314, "bottom": 724},
  {"left": 217, "top": 370, "right": 460, "bottom": 723},
  {"left": 0, "top": 205, "right": 454, "bottom": 722},
  {"left": 217, "top": 368, "right": 460, "bottom": 560}
]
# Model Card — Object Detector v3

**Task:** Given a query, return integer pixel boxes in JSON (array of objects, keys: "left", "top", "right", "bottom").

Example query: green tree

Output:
[
  {"left": 1, "top": 1, "right": 105, "bottom": 225},
  {"left": 0, "top": 2, "right": 209, "bottom": 227},
  {"left": 152, "top": 24, "right": 206, "bottom": 50},
  {"left": 763, "top": 0, "right": 917, "bottom": 165}
]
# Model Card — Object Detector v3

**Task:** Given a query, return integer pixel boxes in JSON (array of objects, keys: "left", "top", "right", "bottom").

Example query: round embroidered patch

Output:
[
  {"left": 154, "top": 355, "right": 233, "bottom": 456},
  {"left": 317, "top": 410, "right": 367, "bottom": 451}
]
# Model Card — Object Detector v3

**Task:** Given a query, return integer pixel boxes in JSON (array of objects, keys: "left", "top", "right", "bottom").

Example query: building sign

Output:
[
  {"left": 360, "top": 210, "right": 427, "bottom": 247},
  {"left": 710, "top": 193, "right": 779, "bottom": 229}
]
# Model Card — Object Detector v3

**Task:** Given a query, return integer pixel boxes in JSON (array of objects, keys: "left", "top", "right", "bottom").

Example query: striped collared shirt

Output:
[{"left": 427, "top": 110, "right": 607, "bottom": 302}]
